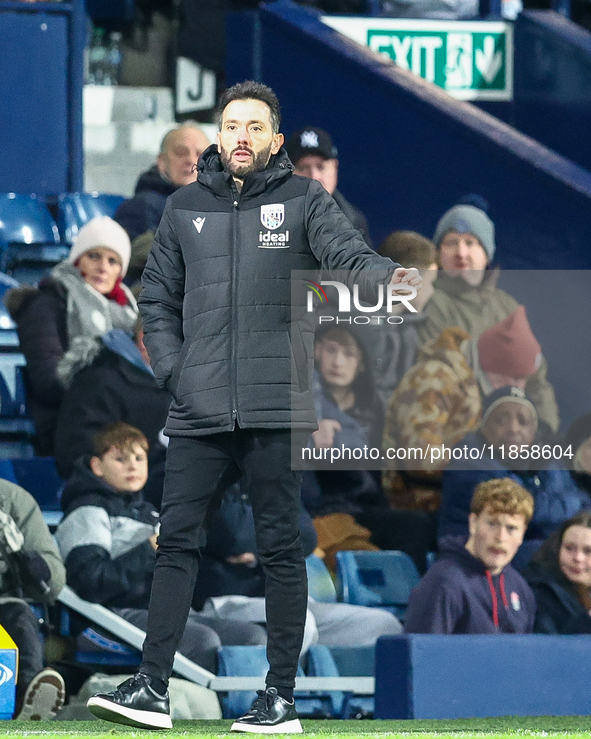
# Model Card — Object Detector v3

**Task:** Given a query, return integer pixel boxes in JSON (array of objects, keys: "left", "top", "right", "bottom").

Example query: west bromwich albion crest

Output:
[{"left": 260, "top": 204, "right": 284, "bottom": 230}]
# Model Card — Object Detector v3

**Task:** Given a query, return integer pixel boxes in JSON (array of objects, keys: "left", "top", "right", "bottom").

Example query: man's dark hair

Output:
[{"left": 216, "top": 81, "right": 281, "bottom": 134}]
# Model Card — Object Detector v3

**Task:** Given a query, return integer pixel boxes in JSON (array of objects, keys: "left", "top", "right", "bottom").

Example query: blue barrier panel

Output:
[
  {"left": 0, "top": 1, "right": 84, "bottom": 195},
  {"left": 228, "top": 1, "right": 591, "bottom": 268},
  {"left": 0, "top": 626, "right": 17, "bottom": 721},
  {"left": 375, "top": 634, "right": 591, "bottom": 719},
  {"left": 514, "top": 11, "right": 591, "bottom": 174}
]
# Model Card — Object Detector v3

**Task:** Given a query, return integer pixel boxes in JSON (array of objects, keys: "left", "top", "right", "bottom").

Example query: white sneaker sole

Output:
[
  {"left": 87, "top": 696, "right": 172, "bottom": 730},
  {"left": 231, "top": 718, "right": 303, "bottom": 734},
  {"left": 15, "top": 668, "right": 66, "bottom": 721}
]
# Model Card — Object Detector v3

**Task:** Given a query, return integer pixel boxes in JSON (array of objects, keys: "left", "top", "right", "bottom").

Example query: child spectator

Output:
[
  {"left": 5, "top": 217, "right": 138, "bottom": 455},
  {"left": 526, "top": 512, "right": 591, "bottom": 634},
  {"left": 55, "top": 423, "right": 266, "bottom": 674},
  {"left": 405, "top": 478, "right": 536, "bottom": 633}
]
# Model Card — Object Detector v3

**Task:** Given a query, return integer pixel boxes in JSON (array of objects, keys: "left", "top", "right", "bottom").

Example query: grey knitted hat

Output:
[{"left": 433, "top": 205, "right": 495, "bottom": 262}]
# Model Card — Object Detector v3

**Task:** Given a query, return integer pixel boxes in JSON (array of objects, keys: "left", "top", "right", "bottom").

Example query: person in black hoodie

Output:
[
  {"left": 525, "top": 511, "right": 591, "bottom": 634},
  {"left": 405, "top": 477, "right": 535, "bottom": 633},
  {"left": 55, "top": 423, "right": 266, "bottom": 683}
]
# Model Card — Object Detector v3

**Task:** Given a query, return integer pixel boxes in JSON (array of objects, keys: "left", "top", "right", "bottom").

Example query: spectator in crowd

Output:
[
  {"left": 439, "top": 386, "right": 591, "bottom": 569},
  {"left": 382, "top": 305, "right": 543, "bottom": 512},
  {"left": 563, "top": 412, "right": 591, "bottom": 497},
  {"left": 115, "top": 124, "right": 211, "bottom": 289},
  {"left": 55, "top": 423, "right": 266, "bottom": 675},
  {"left": 305, "top": 324, "right": 436, "bottom": 573},
  {"left": 405, "top": 478, "right": 536, "bottom": 633},
  {"left": 5, "top": 217, "right": 138, "bottom": 455},
  {"left": 53, "top": 321, "right": 170, "bottom": 508},
  {"left": 0, "top": 479, "right": 66, "bottom": 720},
  {"left": 373, "top": 230, "right": 438, "bottom": 411},
  {"left": 284, "top": 126, "right": 372, "bottom": 246},
  {"left": 419, "top": 203, "right": 559, "bottom": 437},
  {"left": 525, "top": 512, "right": 591, "bottom": 633},
  {"left": 193, "top": 485, "right": 403, "bottom": 648}
]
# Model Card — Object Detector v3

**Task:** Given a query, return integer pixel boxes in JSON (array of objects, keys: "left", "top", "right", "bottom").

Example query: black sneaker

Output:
[
  {"left": 87, "top": 673, "right": 172, "bottom": 730},
  {"left": 231, "top": 687, "right": 303, "bottom": 734}
]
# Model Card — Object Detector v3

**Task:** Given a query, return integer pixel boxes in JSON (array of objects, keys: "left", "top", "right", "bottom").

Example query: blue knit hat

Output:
[{"left": 433, "top": 205, "right": 495, "bottom": 262}]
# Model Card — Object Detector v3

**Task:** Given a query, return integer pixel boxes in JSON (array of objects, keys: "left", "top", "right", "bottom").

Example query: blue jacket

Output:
[
  {"left": 438, "top": 432, "right": 591, "bottom": 543},
  {"left": 405, "top": 536, "right": 535, "bottom": 634}
]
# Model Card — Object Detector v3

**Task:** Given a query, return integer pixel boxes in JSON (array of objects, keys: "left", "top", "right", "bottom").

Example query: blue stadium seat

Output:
[
  {"left": 335, "top": 550, "right": 420, "bottom": 619},
  {"left": 57, "top": 192, "right": 126, "bottom": 245},
  {"left": 0, "top": 193, "right": 68, "bottom": 283},
  {"left": 0, "top": 353, "right": 36, "bottom": 455},
  {"left": 12, "top": 457, "right": 63, "bottom": 511},
  {"left": 328, "top": 646, "right": 375, "bottom": 718},
  {"left": 0, "top": 273, "right": 20, "bottom": 348},
  {"left": 305, "top": 554, "right": 337, "bottom": 603}
]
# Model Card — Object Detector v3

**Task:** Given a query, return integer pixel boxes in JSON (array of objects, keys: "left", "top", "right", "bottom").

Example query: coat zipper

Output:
[{"left": 230, "top": 194, "right": 239, "bottom": 427}]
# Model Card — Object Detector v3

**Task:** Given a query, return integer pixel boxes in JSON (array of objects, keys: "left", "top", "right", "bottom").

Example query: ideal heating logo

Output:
[{"left": 259, "top": 203, "right": 290, "bottom": 248}]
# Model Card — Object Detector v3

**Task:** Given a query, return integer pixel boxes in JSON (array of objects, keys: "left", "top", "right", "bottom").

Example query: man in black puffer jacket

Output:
[{"left": 88, "top": 80, "right": 422, "bottom": 733}]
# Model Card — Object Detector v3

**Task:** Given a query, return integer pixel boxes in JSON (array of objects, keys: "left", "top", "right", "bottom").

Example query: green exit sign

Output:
[{"left": 322, "top": 17, "right": 513, "bottom": 101}]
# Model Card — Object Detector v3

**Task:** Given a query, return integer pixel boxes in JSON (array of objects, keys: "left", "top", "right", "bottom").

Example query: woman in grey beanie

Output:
[{"left": 4, "top": 216, "right": 138, "bottom": 455}]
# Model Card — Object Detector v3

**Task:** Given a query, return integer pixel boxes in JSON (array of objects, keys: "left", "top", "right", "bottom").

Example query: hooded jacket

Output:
[
  {"left": 55, "top": 463, "right": 158, "bottom": 609},
  {"left": 114, "top": 165, "right": 178, "bottom": 243},
  {"left": 404, "top": 536, "right": 535, "bottom": 634},
  {"left": 138, "top": 145, "right": 396, "bottom": 438},
  {"left": 0, "top": 479, "right": 65, "bottom": 603},
  {"left": 54, "top": 329, "right": 170, "bottom": 479}
]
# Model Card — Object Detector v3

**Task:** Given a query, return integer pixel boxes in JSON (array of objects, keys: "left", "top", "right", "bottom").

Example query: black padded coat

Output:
[{"left": 138, "top": 146, "right": 396, "bottom": 437}]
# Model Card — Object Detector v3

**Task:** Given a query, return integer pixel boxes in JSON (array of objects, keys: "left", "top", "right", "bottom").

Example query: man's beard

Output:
[{"left": 220, "top": 143, "right": 274, "bottom": 179}]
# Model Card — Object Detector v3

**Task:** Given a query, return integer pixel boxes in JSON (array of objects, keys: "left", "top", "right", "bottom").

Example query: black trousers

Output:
[
  {"left": 140, "top": 428, "right": 308, "bottom": 689},
  {"left": 0, "top": 599, "right": 44, "bottom": 708}
]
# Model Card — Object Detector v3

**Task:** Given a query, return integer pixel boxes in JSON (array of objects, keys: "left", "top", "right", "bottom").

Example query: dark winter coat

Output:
[
  {"left": 4, "top": 279, "right": 68, "bottom": 454},
  {"left": 114, "top": 166, "right": 178, "bottom": 243},
  {"left": 55, "top": 463, "right": 159, "bottom": 609},
  {"left": 332, "top": 189, "right": 372, "bottom": 248},
  {"left": 439, "top": 431, "right": 591, "bottom": 544},
  {"left": 525, "top": 559, "right": 591, "bottom": 634},
  {"left": 138, "top": 145, "right": 396, "bottom": 438},
  {"left": 404, "top": 536, "right": 536, "bottom": 634},
  {"left": 53, "top": 329, "right": 170, "bottom": 479}
]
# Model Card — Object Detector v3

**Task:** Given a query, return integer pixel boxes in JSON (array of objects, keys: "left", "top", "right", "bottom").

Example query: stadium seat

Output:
[
  {"left": 57, "top": 192, "right": 126, "bottom": 245},
  {"left": 0, "top": 353, "right": 36, "bottom": 455},
  {"left": 0, "top": 193, "right": 68, "bottom": 284},
  {"left": 0, "top": 273, "right": 20, "bottom": 348},
  {"left": 305, "top": 553, "right": 337, "bottom": 603},
  {"left": 335, "top": 550, "right": 420, "bottom": 619},
  {"left": 328, "top": 646, "right": 375, "bottom": 718}
]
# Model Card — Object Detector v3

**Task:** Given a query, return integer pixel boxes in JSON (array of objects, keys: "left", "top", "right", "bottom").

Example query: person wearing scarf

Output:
[{"left": 5, "top": 216, "right": 138, "bottom": 455}]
